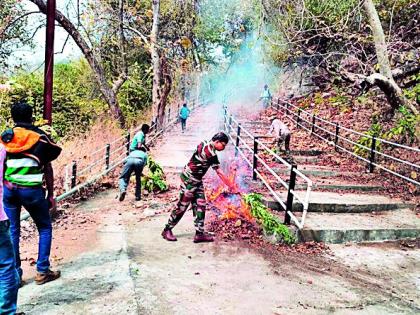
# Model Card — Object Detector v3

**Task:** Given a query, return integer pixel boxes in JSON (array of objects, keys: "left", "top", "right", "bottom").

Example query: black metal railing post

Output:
[
  {"left": 276, "top": 99, "right": 279, "bottom": 111},
  {"left": 235, "top": 124, "right": 241, "bottom": 157},
  {"left": 334, "top": 123, "right": 340, "bottom": 151},
  {"left": 71, "top": 161, "right": 77, "bottom": 188},
  {"left": 105, "top": 144, "right": 110, "bottom": 170},
  {"left": 311, "top": 114, "right": 316, "bottom": 134},
  {"left": 168, "top": 108, "right": 171, "bottom": 124},
  {"left": 126, "top": 133, "right": 130, "bottom": 156},
  {"left": 252, "top": 137, "right": 259, "bottom": 180},
  {"left": 369, "top": 137, "right": 377, "bottom": 173},
  {"left": 228, "top": 115, "right": 232, "bottom": 133},
  {"left": 284, "top": 164, "right": 297, "bottom": 225},
  {"left": 297, "top": 109, "right": 301, "bottom": 128}
]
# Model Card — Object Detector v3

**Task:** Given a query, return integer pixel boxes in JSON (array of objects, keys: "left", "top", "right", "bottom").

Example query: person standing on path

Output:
[
  {"left": 1, "top": 102, "right": 61, "bottom": 285},
  {"left": 130, "top": 124, "right": 150, "bottom": 152},
  {"left": 179, "top": 102, "right": 190, "bottom": 133},
  {"left": 0, "top": 143, "right": 20, "bottom": 315},
  {"left": 268, "top": 115, "right": 291, "bottom": 154},
  {"left": 118, "top": 147, "right": 148, "bottom": 202},
  {"left": 259, "top": 84, "right": 272, "bottom": 109},
  {"left": 162, "top": 132, "right": 238, "bottom": 243}
]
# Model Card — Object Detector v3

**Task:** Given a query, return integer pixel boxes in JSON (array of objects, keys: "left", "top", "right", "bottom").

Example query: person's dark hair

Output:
[
  {"left": 264, "top": 84, "right": 268, "bottom": 89},
  {"left": 183, "top": 103, "right": 187, "bottom": 107},
  {"left": 141, "top": 124, "right": 150, "bottom": 133},
  {"left": 212, "top": 132, "right": 229, "bottom": 144},
  {"left": 11, "top": 102, "right": 33, "bottom": 123}
]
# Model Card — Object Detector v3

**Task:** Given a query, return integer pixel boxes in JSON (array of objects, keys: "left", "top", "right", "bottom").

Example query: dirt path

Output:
[{"left": 17, "top": 103, "right": 419, "bottom": 314}]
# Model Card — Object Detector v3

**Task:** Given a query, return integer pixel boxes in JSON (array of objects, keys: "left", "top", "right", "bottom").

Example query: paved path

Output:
[{"left": 17, "top": 103, "right": 420, "bottom": 314}]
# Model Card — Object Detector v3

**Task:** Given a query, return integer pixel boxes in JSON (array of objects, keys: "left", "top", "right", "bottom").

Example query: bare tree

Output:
[
  {"left": 29, "top": 0, "right": 127, "bottom": 127},
  {"left": 151, "top": 0, "right": 161, "bottom": 126},
  {"left": 362, "top": 0, "right": 418, "bottom": 115}
]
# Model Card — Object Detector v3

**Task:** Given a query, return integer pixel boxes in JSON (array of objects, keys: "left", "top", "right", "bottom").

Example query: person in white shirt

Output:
[
  {"left": 259, "top": 84, "right": 272, "bottom": 109},
  {"left": 268, "top": 116, "right": 291, "bottom": 154}
]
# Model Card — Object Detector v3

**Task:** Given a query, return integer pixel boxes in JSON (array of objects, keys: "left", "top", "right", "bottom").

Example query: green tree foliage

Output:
[
  {"left": 0, "top": 0, "right": 32, "bottom": 71},
  {"left": 1, "top": 60, "right": 107, "bottom": 139},
  {"left": 194, "top": 0, "right": 257, "bottom": 64}
]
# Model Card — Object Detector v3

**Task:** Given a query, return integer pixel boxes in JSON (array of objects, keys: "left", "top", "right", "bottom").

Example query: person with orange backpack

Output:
[{"left": 1, "top": 102, "right": 62, "bottom": 286}]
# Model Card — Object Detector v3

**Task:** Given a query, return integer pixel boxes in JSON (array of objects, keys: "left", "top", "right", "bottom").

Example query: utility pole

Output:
[{"left": 43, "top": 0, "right": 56, "bottom": 125}]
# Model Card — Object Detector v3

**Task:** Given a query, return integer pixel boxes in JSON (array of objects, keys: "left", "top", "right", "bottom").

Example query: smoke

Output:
[
  {"left": 194, "top": 0, "right": 280, "bottom": 118},
  {"left": 188, "top": 1, "right": 281, "bottom": 186},
  {"left": 200, "top": 34, "right": 280, "bottom": 117}
]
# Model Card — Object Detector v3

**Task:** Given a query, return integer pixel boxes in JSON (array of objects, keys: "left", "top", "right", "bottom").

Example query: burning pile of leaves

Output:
[
  {"left": 207, "top": 187, "right": 296, "bottom": 245},
  {"left": 208, "top": 214, "right": 262, "bottom": 242}
]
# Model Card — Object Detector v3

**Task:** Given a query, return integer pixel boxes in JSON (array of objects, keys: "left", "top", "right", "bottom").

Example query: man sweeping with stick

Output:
[{"left": 162, "top": 132, "right": 238, "bottom": 243}]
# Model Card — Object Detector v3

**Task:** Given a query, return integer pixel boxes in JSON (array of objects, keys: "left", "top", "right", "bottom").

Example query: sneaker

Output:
[
  {"left": 35, "top": 269, "right": 61, "bottom": 285},
  {"left": 161, "top": 228, "right": 177, "bottom": 241},
  {"left": 193, "top": 232, "right": 214, "bottom": 243},
  {"left": 118, "top": 191, "right": 126, "bottom": 202}
]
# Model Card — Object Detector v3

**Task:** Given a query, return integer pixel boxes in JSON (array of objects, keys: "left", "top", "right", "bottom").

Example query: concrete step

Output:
[
  {"left": 295, "top": 181, "right": 384, "bottom": 192},
  {"left": 272, "top": 167, "right": 348, "bottom": 177},
  {"left": 293, "top": 156, "right": 320, "bottom": 164},
  {"left": 254, "top": 179, "right": 383, "bottom": 193},
  {"left": 299, "top": 208, "right": 420, "bottom": 243},
  {"left": 264, "top": 191, "right": 411, "bottom": 213},
  {"left": 237, "top": 145, "right": 324, "bottom": 157}
]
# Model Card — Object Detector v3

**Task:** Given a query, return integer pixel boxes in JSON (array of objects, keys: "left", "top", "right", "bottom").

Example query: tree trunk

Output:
[
  {"left": 365, "top": 74, "right": 413, "bottom": 113},
  {"left": 151, "top": 0, "right": 161, "bottom": 125},
  {"left": 363, "top": 0, "right": 393, "bottom": 79},
  {"left": 362, "top": 0, "right": 418, "bottom": 115},
  {"left": 30, "top": 0, "right": 126, "bottom": 127},
  {"left": 156, "top": 56, "right": 172, "bottom": 126}
]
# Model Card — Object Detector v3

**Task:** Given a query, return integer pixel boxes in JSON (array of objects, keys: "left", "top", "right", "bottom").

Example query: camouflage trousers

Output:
[{"left": 166, "top": 178, "right": 206, "bottom": 233}]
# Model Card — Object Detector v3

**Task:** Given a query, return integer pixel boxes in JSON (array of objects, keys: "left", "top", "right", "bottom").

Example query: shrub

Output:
[{"left": 243, "top": 193, "right": 296, "bottom": 244}]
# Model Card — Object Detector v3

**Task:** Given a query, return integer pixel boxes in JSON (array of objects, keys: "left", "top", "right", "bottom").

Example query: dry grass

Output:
[{"left": 53, "top": 118, "right": 126, "bottom": 196}]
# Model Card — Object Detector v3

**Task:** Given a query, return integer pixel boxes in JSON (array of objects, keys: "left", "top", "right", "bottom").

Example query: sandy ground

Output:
[
  {"left": 16, "top": 104, "right": 420, "bottom": 314},
  {"left": 17, "top": 188, "right": 419, "bottom": 314}
]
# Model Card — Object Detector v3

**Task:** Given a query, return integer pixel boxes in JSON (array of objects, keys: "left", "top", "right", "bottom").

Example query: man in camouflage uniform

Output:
[{"left": 162, "top": 132, "right": 236, "bottom": 243}]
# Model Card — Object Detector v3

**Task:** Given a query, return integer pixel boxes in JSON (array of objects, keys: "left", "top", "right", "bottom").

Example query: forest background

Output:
[{"left": 0, "top": 0, "right": 418, "bottom": 146}]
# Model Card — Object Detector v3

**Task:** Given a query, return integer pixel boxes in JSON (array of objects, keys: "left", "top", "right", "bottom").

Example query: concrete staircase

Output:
[
  {"left": 152, "top": 105, "right": 419, "bottom": 244},
  {"left": 152, "top": 104, "right": 221, "bottom": 172},
  {"left": 240, "top": 123, "right": 419, "bottom": 244}
]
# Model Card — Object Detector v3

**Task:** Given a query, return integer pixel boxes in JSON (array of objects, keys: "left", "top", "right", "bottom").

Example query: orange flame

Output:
[{"left": 207, "top": 160, "right": 254, "bottom": 222}]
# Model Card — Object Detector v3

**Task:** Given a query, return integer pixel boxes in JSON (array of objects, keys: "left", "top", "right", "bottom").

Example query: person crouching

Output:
[
  {"left": 118, "top": 147, "right": 148, "bottom": 202},
  {"left": 268, "top": 115, "right": 291, "bottom": 154}
]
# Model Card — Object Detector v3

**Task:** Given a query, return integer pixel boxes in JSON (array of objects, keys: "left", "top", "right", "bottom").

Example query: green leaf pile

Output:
[
  {"left": 243, "top": 193, "right": 296, "bottom": 244},
  {"left": 141, "top": 158, "right": 168, "bottom": 192}
]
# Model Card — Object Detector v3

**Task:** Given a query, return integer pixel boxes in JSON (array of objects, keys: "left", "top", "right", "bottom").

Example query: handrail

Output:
[
  {"left": 223, "top": 105, "right": 312, "bottom": 230},
  {"left": 273, "top": 98, "right": 420, "bottom": 186}
]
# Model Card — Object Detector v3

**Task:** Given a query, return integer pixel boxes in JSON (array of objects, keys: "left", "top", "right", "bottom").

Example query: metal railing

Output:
[
  {"left": 271, "top": 98, "right": 420, "bottom": 186},
  {"left": 20, "top": 98, "right": 207, "bottom": 221},
  {"left": 223, "top": 105, "right": 313, "bottom": 229}
]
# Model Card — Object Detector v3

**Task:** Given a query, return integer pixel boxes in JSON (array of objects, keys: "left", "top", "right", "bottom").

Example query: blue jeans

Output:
[
  {"left": 119, "top": 157, "right": 145, "bottom": 199},
  {"left": 0, "top": 220, "right": 19, "bottom": 315},
  {"left": 3, "top": 184, "right": 52, "bottom": 276}
]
